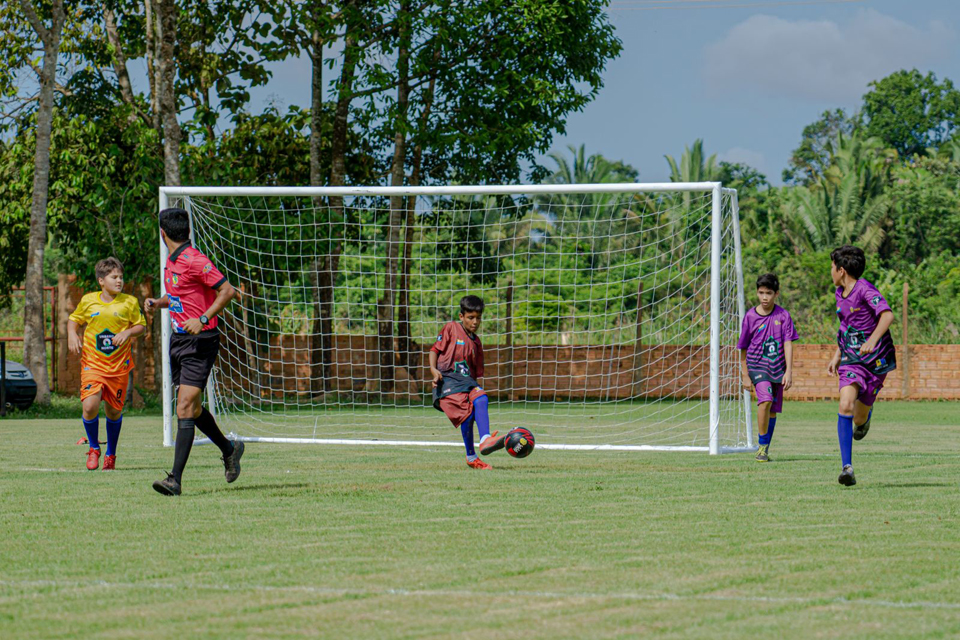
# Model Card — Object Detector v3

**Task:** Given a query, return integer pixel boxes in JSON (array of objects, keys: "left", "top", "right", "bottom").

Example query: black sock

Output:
[
  {"left": 196, "top": 408, "right": 234, "bottom": 457},
  {"left": 172, "top": 418, "right": 195, "bottom": 483}
]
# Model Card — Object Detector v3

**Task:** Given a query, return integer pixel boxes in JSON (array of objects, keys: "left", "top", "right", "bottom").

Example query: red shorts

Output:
[
  {"left": 439, "top": 387, "right": 487, "bottom": 428},
  {"left": 80, "top": 369, "right": 130, "bottom": 411}
]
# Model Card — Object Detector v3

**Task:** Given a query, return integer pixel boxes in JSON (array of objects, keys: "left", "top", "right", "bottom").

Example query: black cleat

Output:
[
  {"left": 222, "top": 441, "right": 244, "bottom": 483},
  {"left": 479, "top": 432, "right": 506, "bottom": 456},
  {"left": 838, "top": 465, "right": 857, "bottom": 486},
  {"left": 853, "top": 419, "right": 871, "bottom": 441},
  {"left": 153, "top": 472, "right": 182, "bottom": 496}
]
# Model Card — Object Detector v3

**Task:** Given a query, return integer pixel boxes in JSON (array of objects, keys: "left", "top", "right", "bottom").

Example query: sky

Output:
[{"left": 135, "top": 0, "right": 960, "bottom": 186}]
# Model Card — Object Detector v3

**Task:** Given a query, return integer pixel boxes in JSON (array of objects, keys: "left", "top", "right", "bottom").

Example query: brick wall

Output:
[{"left": 54, "top": 275, "right": 960, "bottom": 401}]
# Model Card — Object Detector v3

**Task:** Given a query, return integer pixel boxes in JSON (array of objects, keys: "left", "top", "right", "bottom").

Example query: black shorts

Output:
[{"left": 170, "top": 330, "right": 220, "bottom": 389}]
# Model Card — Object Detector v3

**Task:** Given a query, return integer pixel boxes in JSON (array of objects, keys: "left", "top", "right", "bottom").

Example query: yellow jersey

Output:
[{"left": 69, "top": 292, "right": 146, "bottom": 376}]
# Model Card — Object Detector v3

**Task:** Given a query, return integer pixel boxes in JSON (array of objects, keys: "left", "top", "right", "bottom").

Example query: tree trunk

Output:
[
  {"left": 319, "top": 0, "right": 359, "bottom": 391},
  {"left": 377, "top": 4, "right": 411, "bottom": 394},
  {"left": 104, "top": 8, "right": 137, "bottom": 121},
  {"left": 308, "top": 15, "right": 326, "bottom": 395},
  {"left": 20, "top": 0, "right": 66, "bottom": 405},
  {"left": 143, "top": 0, "right": 162, "bottom": 132},
  {"left": 156, "top": 0, "right": 181, "bottom": 185},
  {"left": 396, "top": 68, "right": 437, "bottom": 385}
]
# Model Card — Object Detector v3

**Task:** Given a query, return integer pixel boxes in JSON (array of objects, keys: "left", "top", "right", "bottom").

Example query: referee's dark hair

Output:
[
  {"left": 159, "top": 207, "right": 191, "bottom": 243},
  {"left": 460, "top": 295, "right": 485, "bottom": 315}
]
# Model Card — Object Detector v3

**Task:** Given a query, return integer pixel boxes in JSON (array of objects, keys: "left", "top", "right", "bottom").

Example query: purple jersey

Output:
[
  {"left": 736, "top": 305, "right": 799, "bottom": 384},
  {"left": 836, "top": 279, "right": 896, "bottom": 374}
]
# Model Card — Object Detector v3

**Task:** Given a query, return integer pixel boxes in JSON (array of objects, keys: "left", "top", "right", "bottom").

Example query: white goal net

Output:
[{"left": 159, "top": 183, "right": 751, "bottom": 453}]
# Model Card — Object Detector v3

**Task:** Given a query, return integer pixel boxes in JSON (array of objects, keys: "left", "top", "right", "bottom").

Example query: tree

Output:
[
  {"left": 782, "top": 131, "right": 894, "bottom": 254},
  {"left": 15, "top": 0, "right": 66, "bottom": 404},
  {"left": 863, "top": 69, "right": 960, "bottom": 159},
  {"left": 782, "top": 109, "right": 859, "bottom": 185}
]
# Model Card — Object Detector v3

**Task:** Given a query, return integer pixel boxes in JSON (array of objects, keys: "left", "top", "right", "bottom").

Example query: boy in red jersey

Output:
[
  {"left": 430, "top": 295, "right": 504, "bottom": 469},
  {"left": 144, "top": 207, "right": 242, "bottom": 496}
]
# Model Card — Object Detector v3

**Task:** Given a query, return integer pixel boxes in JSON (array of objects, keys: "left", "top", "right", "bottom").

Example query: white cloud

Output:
[{"left": 704, "top": 10, "right": 956, "bottom": 103}]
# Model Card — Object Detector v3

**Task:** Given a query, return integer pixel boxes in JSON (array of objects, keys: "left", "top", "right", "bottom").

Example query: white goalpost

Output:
[{"left": 158, "top": 183, "right": 752, "bottom": 454}]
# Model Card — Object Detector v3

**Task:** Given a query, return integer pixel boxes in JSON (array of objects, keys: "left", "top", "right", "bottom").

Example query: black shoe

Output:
[
  {"left": 853, "top": 419, "right": 871, "bottom": 441},
  {"left": 222, "top": 441, "right": 244, "bottom": 483},
  {"left": 838, "top": 465, "right": 857, "bottom": 486},
  {"left": 153, "top": 472, "right": 182, "bottom": 496}
]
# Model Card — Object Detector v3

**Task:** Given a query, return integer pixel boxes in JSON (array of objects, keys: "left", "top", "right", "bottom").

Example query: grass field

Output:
[{"left": 1, "top": 401, "right": 959, "bottom": 639}]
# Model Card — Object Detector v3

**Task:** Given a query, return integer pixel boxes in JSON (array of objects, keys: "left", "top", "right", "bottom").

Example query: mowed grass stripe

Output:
[{"left": 1, "top": 401, "right": 958, "bottom": 639}]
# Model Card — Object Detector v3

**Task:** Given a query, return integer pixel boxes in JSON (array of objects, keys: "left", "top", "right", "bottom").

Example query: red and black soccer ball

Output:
[{"left": 505, "top": 427, "right": 535, "bottom": 458}]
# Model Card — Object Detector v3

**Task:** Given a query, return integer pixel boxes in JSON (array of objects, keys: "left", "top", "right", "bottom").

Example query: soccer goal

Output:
[{"left": 158, "top": 183, "right": 752, "bottom": 454}]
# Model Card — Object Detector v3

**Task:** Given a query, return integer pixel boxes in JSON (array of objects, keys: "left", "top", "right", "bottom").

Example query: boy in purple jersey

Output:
[
  {"left": 737, "top": 274, "right": 799, "bottom": 462},
  {"left": 827, "top": 245, "right": 896, "bottom": 487}
]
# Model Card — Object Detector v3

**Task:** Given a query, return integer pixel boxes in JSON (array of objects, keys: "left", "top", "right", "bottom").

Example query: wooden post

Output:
[
  {"left": 504, "top": 281, "right": 514, "bottom": 401},
  {"left": 631, "top": 280, "right": 644, "bottom": 397},
  {"left": 901, "top": 281, "right": 910, "bottom": 399}
]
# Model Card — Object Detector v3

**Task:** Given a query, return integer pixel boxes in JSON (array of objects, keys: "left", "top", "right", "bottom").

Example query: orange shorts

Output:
[
  {"left": 439, "top": 387, "right": 487, "bottom": 428},
  {"left": 80, "top": 369, "right": 130, "bottom": 411}
]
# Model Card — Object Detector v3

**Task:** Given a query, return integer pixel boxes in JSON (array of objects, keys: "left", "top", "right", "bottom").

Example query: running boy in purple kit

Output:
[
  {"left": 737, "top": 274, "right": 799, "bottom": 462},
  {"left": 827, "top": 245, "right": 896, "bottom": 487}
]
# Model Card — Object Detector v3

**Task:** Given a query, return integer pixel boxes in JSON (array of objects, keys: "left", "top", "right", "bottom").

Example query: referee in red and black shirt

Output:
[{"left": 145, "top": 207, "right": 243, "bottom": 496}]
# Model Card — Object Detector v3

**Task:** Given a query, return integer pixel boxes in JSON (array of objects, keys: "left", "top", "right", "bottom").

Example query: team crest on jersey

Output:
[
  {"left": 762, "top": 336, "right": 780, "bottom": 360},
  {"left": 96, "top": 329, "right": 117, "bottom": 356},
  {"left": 203, "top": 263, "right": 213, "bottom": 273},
  {"left": 774, "top": 320, "right": 781, "bottom": 325},
  {"left": 172, "top": 274, "right": 179, "bottom": 285},
  {"left": 871, "top": 295, "right": 881, "bottom": 306}
]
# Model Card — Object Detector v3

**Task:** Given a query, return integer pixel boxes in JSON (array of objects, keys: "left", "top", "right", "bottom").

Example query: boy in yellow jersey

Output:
[{"left": 68, "top": 257, "right": 146, "bottom": 470}]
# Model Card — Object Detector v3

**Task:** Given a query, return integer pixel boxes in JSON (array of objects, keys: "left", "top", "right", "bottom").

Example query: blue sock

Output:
[
  {"left": 461, "top": 417, "right": 477, "bottom": 460},
  {"left": 471, "top": 395, "right": 491, "bottom": 441},
  {"left": 838, "top": 414, "right": 853, "bottom": 468},
  {"left": 105, "top": 416, "right": 122, "bottom": 457},
  {"left": 758, "top": 429, "right": 771, "bottom": 446},
  {"left": 82, "top": 417, "right": 100, "bottom": 450},
  {"left": 767, "top": 417, "right": 777, "bottom": 444}
]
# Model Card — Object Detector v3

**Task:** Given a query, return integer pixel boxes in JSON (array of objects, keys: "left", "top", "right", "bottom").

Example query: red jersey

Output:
[
  {"left": 431, "top": 321, "right": 484, "bottom": 379},
  {"left": 164, "top": 243, "right": 227, "bottom": 334}
]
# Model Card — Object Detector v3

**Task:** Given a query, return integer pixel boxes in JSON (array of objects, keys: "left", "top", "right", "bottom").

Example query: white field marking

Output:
[
  {"left": 20, "top": 468, "right": 87, "bottom": 473},
  {"left": 1, "top": 579, "right": 958, "bottom": 611}
]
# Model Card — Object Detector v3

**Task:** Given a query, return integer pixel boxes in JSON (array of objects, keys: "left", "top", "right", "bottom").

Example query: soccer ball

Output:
[{"left": 505, "top": 427, "right": 535, "bottom": 458}]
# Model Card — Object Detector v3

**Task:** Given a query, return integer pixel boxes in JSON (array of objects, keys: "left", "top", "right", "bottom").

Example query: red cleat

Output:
[
  {"left": 86, "top": 448, "right": 101, "bottom": 470},
  {"left": 102, "top": 455, "right": 116, "bottom": 471},
  {"left": 479, "top": 431, "right": 505, "bottom": 456},
  {"left": 76, "top": 437, "right": 89, "bottom": 445},
  {"left": 466, "top": 457, "right": 492, "bottom": 470}
]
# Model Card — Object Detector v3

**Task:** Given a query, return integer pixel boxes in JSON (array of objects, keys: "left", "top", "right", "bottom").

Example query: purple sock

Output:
[{"left": 838, "top": 414, "right": 853, "bottom": 468}]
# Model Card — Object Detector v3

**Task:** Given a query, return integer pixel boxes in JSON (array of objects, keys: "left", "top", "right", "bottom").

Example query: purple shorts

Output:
[
  {"left": 838, "top": 364, "right": 886, "bottom": 407},
  {"left": 754, "top": 381, "right": 783, "bottom": 414}
]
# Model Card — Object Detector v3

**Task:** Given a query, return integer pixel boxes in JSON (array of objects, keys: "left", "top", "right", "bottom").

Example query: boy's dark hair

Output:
[
  {"left": 159, "top": 207, "right": 191, "bottom": 242},
  {"left": 830, "top": 245, "right": 865, "bottom": 279},
  {"left": 95, "top": 257, "right": 124, "bottom": 282},
  {"left": 756, "top": 273, "right": 779, "bottom": 292},
  {"left": 459, "top": 295, "right": 485, "bottom": 315}
]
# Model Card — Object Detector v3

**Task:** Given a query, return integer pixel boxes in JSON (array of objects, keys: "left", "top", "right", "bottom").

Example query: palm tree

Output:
[{"left": 782, "top": 131, "right": 894, "bottom": 253}]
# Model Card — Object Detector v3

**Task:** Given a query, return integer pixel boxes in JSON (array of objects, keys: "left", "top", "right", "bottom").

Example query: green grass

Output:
[{"left": 1, "top": 401, "right": 959, "bottom": 639}]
